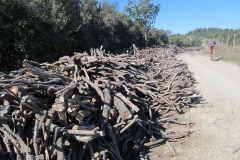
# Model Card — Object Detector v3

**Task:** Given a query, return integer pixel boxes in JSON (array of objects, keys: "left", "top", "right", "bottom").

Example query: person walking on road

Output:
[{"left": 209, "top": 39, "right": 217, "bottom": 61}]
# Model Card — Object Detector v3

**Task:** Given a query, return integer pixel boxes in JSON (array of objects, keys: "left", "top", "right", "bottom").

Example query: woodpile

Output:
[{"left": 0, "top": 45, "right": 201, "bottom": 160}]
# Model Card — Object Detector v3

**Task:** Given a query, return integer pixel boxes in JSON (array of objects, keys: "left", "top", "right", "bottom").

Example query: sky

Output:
[{"left": 101, "top": 0, "right": 240, "bottom": 34}]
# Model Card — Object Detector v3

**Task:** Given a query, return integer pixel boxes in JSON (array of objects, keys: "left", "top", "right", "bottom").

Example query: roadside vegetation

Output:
[
  {"left": 187, "top": 28, "right": 240, "bottom": 65},
  {"left": 201, "top": 38, "right": 240, "bottom": 65},
  {"left": 169, "top": 34, "right": 202, "bottom": 47},
  {"left": 1, "top": 0, "right": 164, "bottom": 72},
  {"left": 1, "top": 0, "right": 240, "bottom": 72},
  {"left": 187, "top": 28, "right": 240, "bottom": 46}
]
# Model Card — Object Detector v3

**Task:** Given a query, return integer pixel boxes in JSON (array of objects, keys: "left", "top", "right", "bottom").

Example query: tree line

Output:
[
  {"left": 169, "top": 28, "right": 240, "bottom": 49},
  {"left": 1, "top": 0, "right": 239, "bottom": 72},
  {"left": 186, "top": 27, "right": 240, "bottom": 45},
  {"left": 169, "top": 34, "right": 202, "bottom": 47},
  {"left": 0, "top": 0, "right": 166, "bottom": 72}
]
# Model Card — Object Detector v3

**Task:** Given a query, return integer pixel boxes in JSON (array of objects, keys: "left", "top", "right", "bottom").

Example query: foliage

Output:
[
  {"left": 1, "top": 0, "right": 56, "bottom": 71},
  {"left": 169, "top": 34, "right": 202, "bottom": 47},
  {"left": 4, "top": 0, "right": 235, "bottom": 72},
  {"left": 148, "top": 28, "right": 169, "bottom": 45},
  {"left": 124, "top": 0, "right": 160, "bottom": 46},
  {"left": 0, "top": 0, "right": 86, "bottom": 71},
  {"left": 1, "top": 0, "right": 240, "bottom": 73},
  {"left": 0, "top": 0, "right": 166, "bottom": 72},
  {"left": 187, "top": 28, "right": 240, "bottom": 46}
]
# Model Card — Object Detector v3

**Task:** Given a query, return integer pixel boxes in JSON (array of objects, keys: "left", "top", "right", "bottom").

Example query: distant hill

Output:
[
  {"left": 186, "top": 28, "right": 240, "bottom": 46},
  {"left": 168, "top": 28, "right": 240, "bottom": 48}
]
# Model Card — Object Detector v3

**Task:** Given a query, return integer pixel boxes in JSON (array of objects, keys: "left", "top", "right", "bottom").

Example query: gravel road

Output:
[{"left": 148, "top": 51, "right": 240, "bottom": 160}]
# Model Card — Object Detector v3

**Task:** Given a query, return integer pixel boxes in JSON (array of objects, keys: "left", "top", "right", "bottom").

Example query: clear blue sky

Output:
[{"left": 100, "top": 0, "right": 240, "bottom": 34}]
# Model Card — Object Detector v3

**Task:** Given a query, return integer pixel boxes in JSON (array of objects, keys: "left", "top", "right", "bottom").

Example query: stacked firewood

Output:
[{"left": 0, "top": 45, "right": 200, "bottom": 160}]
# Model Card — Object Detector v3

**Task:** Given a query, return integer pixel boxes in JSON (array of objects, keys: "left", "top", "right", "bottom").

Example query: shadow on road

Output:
[{"left": 213, "top": 57, "right": 221, "bottom": 62}]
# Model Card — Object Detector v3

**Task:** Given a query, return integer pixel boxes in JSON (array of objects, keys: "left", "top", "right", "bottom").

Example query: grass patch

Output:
[
  {"left": 201, "top": 39, "right": 240, "bottom": 65},
  {"left": 202, "top": 48, "right": 240, "bottom": 65}
]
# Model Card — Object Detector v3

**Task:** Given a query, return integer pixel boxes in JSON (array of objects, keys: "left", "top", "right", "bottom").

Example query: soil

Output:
[{"left": 148, "top": 51, "right": 240, "bottom": 160}]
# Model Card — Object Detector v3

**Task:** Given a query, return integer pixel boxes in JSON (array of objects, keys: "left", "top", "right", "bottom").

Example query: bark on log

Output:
[
  {"left": 113, "top": 96, "right": 132, "bottom": 121},
  {"left": 0, "top": 45, "right": 201, "bottom": 159}
]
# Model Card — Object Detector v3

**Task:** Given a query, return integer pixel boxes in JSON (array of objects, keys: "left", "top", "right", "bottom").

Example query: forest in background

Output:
[
  {"left": 0, "top": 0, "right": 239, "bottom": 72},
  {"left": 187, "top": 28, "right": 240, "bottom": 46},
  {"left": 0, "top": 0, "right": 165, "bottom": 72}
]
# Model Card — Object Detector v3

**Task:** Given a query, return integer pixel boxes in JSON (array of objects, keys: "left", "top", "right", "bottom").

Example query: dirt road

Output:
[{"left": 148, "top": 51, "right": 240, "bottom": 160}]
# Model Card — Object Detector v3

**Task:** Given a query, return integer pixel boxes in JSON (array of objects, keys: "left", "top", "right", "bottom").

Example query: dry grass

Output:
[{"left": 201, "top": 38, "right": 240, "bottom": 65}]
